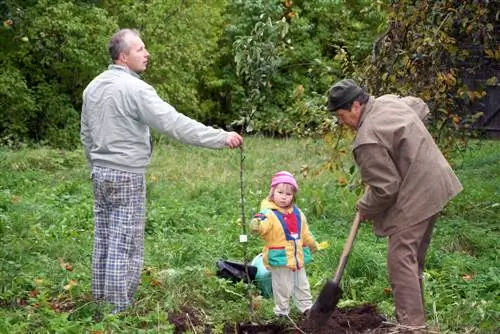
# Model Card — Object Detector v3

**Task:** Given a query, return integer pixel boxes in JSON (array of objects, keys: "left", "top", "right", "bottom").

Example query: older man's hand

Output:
[
  {"left": 358, "top": 211, "right": 372, "bottom": 224},
  {"left": 225, "top": 132, "right": 243, "bottom": 148}
]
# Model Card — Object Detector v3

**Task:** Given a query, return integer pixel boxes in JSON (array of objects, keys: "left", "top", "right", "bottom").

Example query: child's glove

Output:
[
  {"left": 249, "top": 212, "right": 267, "bottom": 234},
  {"left": 249, "top": 218, "right": 261, "bottom": 233},
  {"left": 317, "top": 241, "right": 330, "bottom": 250}
]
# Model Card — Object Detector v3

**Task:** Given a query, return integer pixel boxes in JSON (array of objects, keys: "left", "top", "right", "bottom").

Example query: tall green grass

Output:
[{"left": 0, "top": 138, "right": 498, "bottom": 333}]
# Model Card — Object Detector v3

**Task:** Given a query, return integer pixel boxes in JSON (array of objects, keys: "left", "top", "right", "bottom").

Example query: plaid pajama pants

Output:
[{"left": 91, "top": 166, "right": 146, "bottom": 310}]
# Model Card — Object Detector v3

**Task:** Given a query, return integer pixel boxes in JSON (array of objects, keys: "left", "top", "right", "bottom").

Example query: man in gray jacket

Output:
[
  {"left": 81, "top": 29, "right": 243, "bottom": 314},
  {"left": 327, "top": 79, "right": 462, "bottom": 330}
]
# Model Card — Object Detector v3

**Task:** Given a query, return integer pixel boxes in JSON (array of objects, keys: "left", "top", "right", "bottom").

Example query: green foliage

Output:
[
  {"left": 0, "top": 64, "right": 36, "bottom": 147},
  {"left": 1, "top": 0, "right": 388, "bottom": 147},
  {"left": 355, "top": 0, "right": 496, "bottom": 155},
  {"left": 1, "top": 0, "right": 496, "bottom": 163},
  {"left": 1, "top": 0, "right": 118, "bottom": 148},
  {"left": 114, "top": 0, "right": 230, "bottom": 123},
  {"left": 317, "top": 1, "right": 498, "bottom": 187},
  {"left": 1, "top": 138, "right": 498, "bottom": 332},
  {"left": 296, "top": 0, "right": 388, "bottom": 61},
  {"left": 233, "top": 15, "right": 290, "bottom": 132},
  {"left": 223, "top": 0, "right": 387, "bottom": 136},
  {"left": 279, "top": 0, "right": 385, "bottom": 133}
]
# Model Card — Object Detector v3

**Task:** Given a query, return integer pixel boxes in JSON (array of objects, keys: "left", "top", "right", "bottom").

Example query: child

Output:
[{"left": 250, "top": 171, "right": 318, "bottom": 317}]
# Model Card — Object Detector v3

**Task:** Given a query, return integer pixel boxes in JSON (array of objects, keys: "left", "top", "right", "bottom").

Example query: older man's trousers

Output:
[{"left": 387, "top": 213, "right": 439, "bottom": 327}]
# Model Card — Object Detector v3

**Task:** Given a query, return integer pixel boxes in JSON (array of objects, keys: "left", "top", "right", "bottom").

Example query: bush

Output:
[{"left": 0, "top": 64, "right": 37, "bottom": 147}]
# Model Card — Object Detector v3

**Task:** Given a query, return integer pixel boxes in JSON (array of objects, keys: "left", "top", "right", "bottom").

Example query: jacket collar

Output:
[
  {"left": 260, "top": 199, "right": 294, "bottom": 214},
  {"left": 357, "top": 96, "right": 375, "bottom": 130},
  {"left": 108, "top": 64, "right": 140, "bottom": 78}
]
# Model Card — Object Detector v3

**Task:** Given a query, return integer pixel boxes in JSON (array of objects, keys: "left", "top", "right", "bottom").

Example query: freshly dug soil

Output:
[
  {"left": 168, "top": 304, "right": 391, "bottom": 334},
  {"left": 300, "top": 304, "right": 389, "bottom": 333}
]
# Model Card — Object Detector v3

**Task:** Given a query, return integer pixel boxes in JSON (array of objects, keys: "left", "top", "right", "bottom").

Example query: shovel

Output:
[{"left": 307, "top": 211, "right": 362, "bottom": 331}]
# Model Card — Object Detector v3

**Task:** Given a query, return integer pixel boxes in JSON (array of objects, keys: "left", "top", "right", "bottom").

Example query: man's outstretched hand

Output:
[{"left": 225, "top": 132, "right": 243, "bottom": 148}]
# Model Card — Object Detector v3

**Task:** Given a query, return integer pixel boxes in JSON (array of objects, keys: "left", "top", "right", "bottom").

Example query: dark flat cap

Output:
[{"left": 327, "top": 79, "right": 363, "bottom": 112}]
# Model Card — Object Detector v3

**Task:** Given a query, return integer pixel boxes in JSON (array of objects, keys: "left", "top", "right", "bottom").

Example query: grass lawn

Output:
[{"left": 0, "top": 137, "right": 498, "bottom": 333}]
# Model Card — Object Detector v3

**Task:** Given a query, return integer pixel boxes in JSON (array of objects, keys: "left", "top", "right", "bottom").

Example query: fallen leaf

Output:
[
  {"left": 151, "top": 279, "right": 162, "bottom": 287},
  {"left": 318, "top": 241, "right": 330, "bottom": 250},
  {"left": 337, "top": 176, "right": 348, "bottom": 186},
  {"left": 64, "top": 279, "right": 78, "bottom": 291},
  {"left": 462, "top": 274, "right": 474, "bottom": 281},
  {"left": 204, "top": 269, "right": 215, "bottom": 277},
  {"left": 59, "top": 258, "right": 70, "bottom": 270},
  {"left": 251, "top": 295, "right": 263, "bottom": 310},
  {"left": 143, "top": 267, "right": 154, "bottom": 275},
  {"left": 28, "top": 289, "right": 40, "bottom": 298}
]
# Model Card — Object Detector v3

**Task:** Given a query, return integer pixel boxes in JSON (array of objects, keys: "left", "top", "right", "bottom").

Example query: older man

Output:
[
  {"left": 81, "top": 29, "right": 243, "bottom": 313},
  {"left": 327, "top": 79, "right": 462, "bottom": 329}
]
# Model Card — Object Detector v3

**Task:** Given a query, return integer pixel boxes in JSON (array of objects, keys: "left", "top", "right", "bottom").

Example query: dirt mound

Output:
[
  {"left": 300, "top": 304, "right": 388, "bottom": 333},
  {"left": 168, "top": 304, "right": 390, "bottom": 333}
]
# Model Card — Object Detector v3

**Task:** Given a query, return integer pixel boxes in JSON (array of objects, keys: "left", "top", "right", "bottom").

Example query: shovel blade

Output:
[{"left": 307, "top": 279, "right": 343, "bottom": 332}]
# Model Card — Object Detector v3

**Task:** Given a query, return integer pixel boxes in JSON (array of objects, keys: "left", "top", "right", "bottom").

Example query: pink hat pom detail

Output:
[{"left": 271, "top": 171, "right": 298, "bottom": 191}]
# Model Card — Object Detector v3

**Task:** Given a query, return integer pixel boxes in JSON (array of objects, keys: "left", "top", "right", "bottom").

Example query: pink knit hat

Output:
[{"left": 271, "top": 171, "right": 298, "bottom": 191}]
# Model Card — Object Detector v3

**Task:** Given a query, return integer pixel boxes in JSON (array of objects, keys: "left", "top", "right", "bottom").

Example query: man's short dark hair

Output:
[{"left": 108, "top": 29, "right": 140, "bottom": 62}]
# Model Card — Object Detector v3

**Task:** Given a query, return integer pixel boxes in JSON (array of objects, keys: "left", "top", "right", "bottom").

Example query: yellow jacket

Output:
[{"left": 250, "top": 199, "right": 318, "bottom": 270}]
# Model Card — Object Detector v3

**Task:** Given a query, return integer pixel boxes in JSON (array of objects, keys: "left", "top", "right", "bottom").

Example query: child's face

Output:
[{"left": 272, "top": 183, "right": 295, "bottom": 209}]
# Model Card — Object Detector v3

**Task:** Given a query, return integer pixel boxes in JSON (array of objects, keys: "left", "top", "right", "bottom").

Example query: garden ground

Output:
[
  {"left": 0, "top": 137, "right": 498, "bottom": 333},
  {"left": 168, "top": 303, "right": 390, "bottom": 333}
]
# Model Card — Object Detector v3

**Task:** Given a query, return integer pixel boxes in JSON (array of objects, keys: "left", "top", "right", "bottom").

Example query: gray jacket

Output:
[{"left": 81, "top": 65, "right": 229, "bottom": 173}]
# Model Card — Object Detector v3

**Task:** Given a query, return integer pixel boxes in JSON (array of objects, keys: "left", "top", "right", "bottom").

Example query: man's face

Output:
[
  {"left": 120, "top": 34, "right": 150, "bottom": 74},
  {"left": 334, "top": 101, "right": 362, "bottom": 129}
]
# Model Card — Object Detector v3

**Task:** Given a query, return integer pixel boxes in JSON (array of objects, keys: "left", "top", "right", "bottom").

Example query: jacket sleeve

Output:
[
  {"left": 300, "top": 212, "right": 318, "bottom": 252},
  {"left": 354, "top": 143, "right": 401, "bottom": 218},
  {"left": 250, "top": 211, "right": 272, "bottom": 237},
  {"left": 134, "top": 84, "right": 229, "bottom": 149},
  {"left": 80, "top": 99, "right": 93, "bottom": 168}
]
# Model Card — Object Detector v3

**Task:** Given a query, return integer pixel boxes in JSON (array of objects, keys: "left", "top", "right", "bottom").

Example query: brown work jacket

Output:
[{"left": 354, "top": 95, "right": 463, "bottom": 236}]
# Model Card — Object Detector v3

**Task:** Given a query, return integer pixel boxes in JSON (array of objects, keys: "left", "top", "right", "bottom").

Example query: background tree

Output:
[
  {"left": 1, "top": 0, "right": 496, "bottom": 151},
  {"left": 233, "top": 16, "right": 289, "bottom": 133},
  {"left": 218, "top": 0, "right": 387, "bottom": 136},
  {"left": 358, "top": 0, "right": 497, "bottom": 155},
  {"left": 0, "top": 0, "right": 117, "bottom": 148}
]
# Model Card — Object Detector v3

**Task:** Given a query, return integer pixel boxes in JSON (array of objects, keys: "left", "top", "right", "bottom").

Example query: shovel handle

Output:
[{"left": 332, "top": 211, "right": 362, "bottom": 284}]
